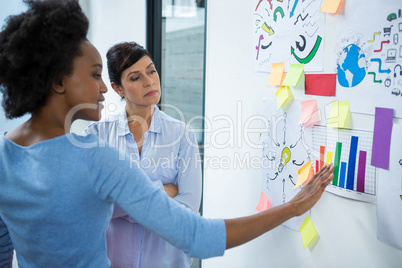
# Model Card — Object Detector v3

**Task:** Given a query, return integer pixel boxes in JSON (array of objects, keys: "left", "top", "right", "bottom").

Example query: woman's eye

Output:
[
  {"left": 130, "top": 76, "right": 139, "bottom": 82},
  {"left": 93, "top": 74, "right": 101, "bottom": 79},
  {"left": 149, "top": 69, "right": 157, "bottom": 74}
]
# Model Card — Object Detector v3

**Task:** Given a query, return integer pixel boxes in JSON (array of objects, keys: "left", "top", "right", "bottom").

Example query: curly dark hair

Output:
[
  {"left": 106, "top": 42, "right": 152, "bottom": 87},
  {"left": 0, "top": 0, "right": 89, "bottom": 119}
]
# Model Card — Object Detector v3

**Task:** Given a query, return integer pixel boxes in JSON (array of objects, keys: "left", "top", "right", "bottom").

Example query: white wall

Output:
[
  {"left": 202, "top": 1, "right": 402, "bottom": 267},
  {"left": 0, "top": 0, "right": 146, "bottom": 135},
  {"left": 0, "top": 2, "right": 29, "bottom": 266},
  {"left": 0, "top": 1, "right": 29, "bottom": 133},
  {"left": 72, "top": 0, "right": 146, "bottom": 134}
]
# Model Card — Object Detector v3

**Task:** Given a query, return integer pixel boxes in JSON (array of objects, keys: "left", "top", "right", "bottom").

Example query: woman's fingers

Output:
[
  {"left": 290, "top": 164, "right": 334, "bottom": 216},
  {"left": 308, "top": 164, "right": 334, "bottom": 188}
]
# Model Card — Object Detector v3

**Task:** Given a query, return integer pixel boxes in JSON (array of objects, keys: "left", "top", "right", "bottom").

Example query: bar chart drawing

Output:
[{"left": 312, "top": 125, "right": 376, "bottom": 203}]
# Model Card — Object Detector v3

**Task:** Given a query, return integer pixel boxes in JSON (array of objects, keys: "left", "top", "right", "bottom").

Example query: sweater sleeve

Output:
[
  {"left": 0, "top": 216, "right": 13, "bottom": 267},
  {"left": 84, "top": 145, "right": 226, "bottom": 259}
]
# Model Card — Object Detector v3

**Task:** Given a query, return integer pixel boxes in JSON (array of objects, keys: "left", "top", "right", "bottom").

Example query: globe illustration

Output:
[{"left": 337, "top": 44, "right": 367, "bottom": 87}]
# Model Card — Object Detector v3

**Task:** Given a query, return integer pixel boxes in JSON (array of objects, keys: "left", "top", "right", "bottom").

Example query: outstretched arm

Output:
[{"left": 225, "top": 164, "right": 334, "bottom": 249}]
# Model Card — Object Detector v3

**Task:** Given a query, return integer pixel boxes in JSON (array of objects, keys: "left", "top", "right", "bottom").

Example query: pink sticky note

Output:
[
  {"left": 256, "top": 191, "right": 272, "bottom": 212},
  {"left": 299, "top": 99, "right": 320, "bottom": 125},
  {"left": 305, "top": 74, "right": 336, "bottom": 96},
  {"left": 371, "top": 107, "right": 394, "bottom": 170}
]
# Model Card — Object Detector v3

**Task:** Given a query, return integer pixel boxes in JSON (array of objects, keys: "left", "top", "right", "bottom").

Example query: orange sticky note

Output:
[
  {"left": 256, "top": 191, "right": 272, "bottom": 212},
  {"left": 268, "top": 62, "right": 285, "bottom": 85},
  {"left": 299, "top": 215, "right": 319, "bottom": 248},
  {"left": 319, "top": 0, "right": 342, "bottom": 14},
  {"left": 299, "top": 99, "right": 319, "bottom": 126},
  {"left": 294, "top": 161, "right": 314, "bottom": 189}
]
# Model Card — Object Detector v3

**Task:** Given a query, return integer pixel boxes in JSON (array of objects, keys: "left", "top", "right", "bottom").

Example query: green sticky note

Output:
[
  {"left": 299, "top": 215, "right": 318, "bottom": 248},
  {"left": 282, "top": 64, "right": 304, "bottom": 86},
  {"left": 327, "top": 101, "right": 350, "bottom": 129}
]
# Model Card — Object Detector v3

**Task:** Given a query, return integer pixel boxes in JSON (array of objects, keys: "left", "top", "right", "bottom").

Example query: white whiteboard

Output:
[{"left": 202, "top": 1, "right": 402, "bottom": 267}]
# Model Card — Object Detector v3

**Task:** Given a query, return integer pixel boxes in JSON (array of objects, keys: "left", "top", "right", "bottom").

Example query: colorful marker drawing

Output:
[
  {"left": 273, "top": 6, "right": 285, "bottom": 22},
  {"left": 368, "top": 32, "right": 381, "bottom": 43},
  {"left": 261, "top": 99, "right": 313, "bottom": 230},
  {"left": 294, "top": 13, "right": 308, "bottom": 25},
  {"left": 370, "top": 58, "right": 391, "bottom": 74},
  {"left": 262, "top": 22, "right": 275, "bottom": 35},
  {"left": 261, "top": 41, "right": 273, "bottom": 50},
  {"left": 368, "top": 72, "right": 383, "bottom": 83},
  {"left": 303, "top": 21, "right": 316, "bottom": 27},
  {"left": 296, "top": 35, "right": 306, "bottom": 52},
  {"left": 305, "top": 27, "right": 319, "bottom": 38},
  {"left": 256, "top": 34, "right": 264, "bottom": 60},
  {"left": 253, "top": 0, "right": 324, "bottom": 72},
  {"left": 290, "top": 0, "right": 300, "bottom": 18},
  {"left": 373, "top": 40, "right": 390, "bottom": 52},
  {"left": 291, "top": 35, "right": 322, "bottom": 64},
  {"left": 268, "top": 0, "right": 273, "bottom": 10},
  {"left": 334, "top": 1, "right": 402, "bottom": 119},
  {"left": 255, "top": 0, "right": 264, "bottom": 11}
]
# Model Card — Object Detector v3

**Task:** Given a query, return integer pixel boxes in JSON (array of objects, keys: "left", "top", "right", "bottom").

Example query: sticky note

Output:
[
  {"left": 319, "top": 0, "right": 342, "bottom": 14},
  {"left": 282, "top": 64, "right": 304, "bottom": 88},
  {"left": 256, "top": 191, "right": 272, "bottom": 212},
  {"left": 267, "top": 62, "right": 285, "bottom": 85},
  {"left": 299, "top": 215, "right": 318, "bottom": 248},
  {"left": 327, "top": 101, "right": 350, "bottom": 129},
  {"left": 371, "top": 107, "right": 394, "bottom": 170},
  {"left": 299, "top": 99, "right": 319, "bottom": 125},
  {"left": 294, "top": 161, "right": 314, "bottom": 189},
  {"left": 275, "top": 85, "right": 292, "bottom": 110},
  {"left": 305, "top": 74, "right": 336, "bottom": 96}
]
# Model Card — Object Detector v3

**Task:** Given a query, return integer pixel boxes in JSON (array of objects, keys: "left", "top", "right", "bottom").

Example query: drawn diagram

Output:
[
  {"left": 253, "top": 0, "right": 325, "bottom": 72},
  {"left": 367, "top": 8, "right": 402, "bottom": 99},
  {"left": 261, "top": 98, "right": 312, "bottom": 230},
  {"left": 312, "top": 125, "right": 377, "bottom": 203},
  {"left": 334, "top": 0, "right": 402, "bottom": 118},
  {"left": 336, "top": 41, "right": 369, "bottom": 88}
]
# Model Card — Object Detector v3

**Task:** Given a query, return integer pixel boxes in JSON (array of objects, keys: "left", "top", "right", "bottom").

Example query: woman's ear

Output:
[
  {"left": 51, "top": 78, "right": 66, "bottom": 94},
  {"left": 111, "top": 82, "right": 125, "bottom": 98}
]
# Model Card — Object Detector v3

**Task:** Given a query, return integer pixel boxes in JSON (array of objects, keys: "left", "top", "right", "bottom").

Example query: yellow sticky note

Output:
[
  {"left": 327, "top": 101, "right": 350, "bottom": 129},
  {"left": 282, "top": 64, "right": 304, "bottom": 87},
  {"left": 275, "top": 85, "right": 292, "bottom": 110},
  {"left": 294, "top": 160, "right": 314, "bottom": 189},
  {"left": 326, "top": 152, "right": 333, "bottom": 165},
  {"left": 299, "top": 99, "right": 319, "bottom": 125},
  {"left": 299, "top": 215, "right": 318, "bottom": 248},
  {"left": 268, "top": 62, "right": 285, "bottom": 85},
  {"left": 319, "top": 0, "right": 342, "bottom": 14},
  {"left": 256, "top": 191, "right": 272, "bottom": 212}
]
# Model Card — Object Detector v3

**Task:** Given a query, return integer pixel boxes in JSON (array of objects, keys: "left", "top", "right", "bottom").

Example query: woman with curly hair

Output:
[{"left": 0, "top": 0, "right": 334, "bottom": 267}]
